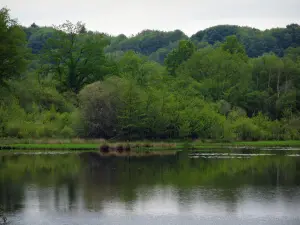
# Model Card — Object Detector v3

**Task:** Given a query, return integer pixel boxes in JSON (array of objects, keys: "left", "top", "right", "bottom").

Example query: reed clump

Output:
[
  {"left": 99, "top": 143, "right": 131, "bottom": 153},
  {"left": 99, "top": 142, "right": 177, "bottom": 154},
  {"left": 116, "top": 144, "right": 124, "bottom": 153},
  {"left": 124, "top": 143, "right": 131, "bottom": 152},
  {"left": 99, "top": 144, "right": 110, "bottom": 153}
]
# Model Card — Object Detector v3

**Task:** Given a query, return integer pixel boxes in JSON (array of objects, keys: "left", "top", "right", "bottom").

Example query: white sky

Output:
[{"left": 1, "top": 0, "right": 300, "bottom": 36}]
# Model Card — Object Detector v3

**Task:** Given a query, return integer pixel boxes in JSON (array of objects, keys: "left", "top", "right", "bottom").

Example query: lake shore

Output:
[{"left": 1, "top": 139, "right": 300, "bottom": 151}]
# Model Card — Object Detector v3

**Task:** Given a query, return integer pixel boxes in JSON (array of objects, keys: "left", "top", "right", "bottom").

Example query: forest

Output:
[{"left": 1, "top": 7, "right": 300, "bottom": 141}]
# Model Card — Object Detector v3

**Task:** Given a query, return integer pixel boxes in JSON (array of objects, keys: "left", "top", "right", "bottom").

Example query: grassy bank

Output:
[
  {"left": 0, "top": 140, "right": 177, "bottom": 151},
  {"left": 193, "top": 140, "right": 300, "bottom": 148},
  {"left": 1, "top": 139, "right": 300, "bottom": 151},
  {"left": 0, "top": 143, "right": 99, "bottom": 150}
]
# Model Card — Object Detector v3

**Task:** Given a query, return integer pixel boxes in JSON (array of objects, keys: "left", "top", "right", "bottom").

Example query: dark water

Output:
[{"left": 1, "top": 150, "right": 300, "bottom": 225}]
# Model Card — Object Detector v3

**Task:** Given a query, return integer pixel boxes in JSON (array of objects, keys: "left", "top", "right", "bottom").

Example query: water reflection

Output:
[{"left": 0, "top": 151, "right": 300, "bottom": 224}]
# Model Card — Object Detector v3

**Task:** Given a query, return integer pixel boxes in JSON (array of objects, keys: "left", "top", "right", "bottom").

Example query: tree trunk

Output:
[
  {"left": 268, "top": 68, "right": 271, "bottom": 89},
  {"left": 285, "top": 74, "right": 288, "bottom": 93},
  {"left": 277, "top": 69, "right": 281, "bottom": 99}
]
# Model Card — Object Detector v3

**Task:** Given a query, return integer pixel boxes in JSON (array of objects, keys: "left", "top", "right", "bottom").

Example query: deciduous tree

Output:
[
  {"left": 41, "top": 21, "right": 111, "bottom": 93},
  {"left": 0, "top": 7, "right": 28, "bottom": 86}
]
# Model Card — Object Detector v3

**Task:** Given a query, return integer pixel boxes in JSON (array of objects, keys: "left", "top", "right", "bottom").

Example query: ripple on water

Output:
[{"left": 188, "top": 152, "right": 275, "bottom": 159}]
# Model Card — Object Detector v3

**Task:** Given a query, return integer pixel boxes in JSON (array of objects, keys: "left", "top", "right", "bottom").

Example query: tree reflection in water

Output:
[{"left": 0, "top": 151, "right": 299, "bottom": 216}]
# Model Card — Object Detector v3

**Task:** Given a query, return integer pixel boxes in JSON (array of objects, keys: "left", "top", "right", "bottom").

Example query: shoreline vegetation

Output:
[
  {"left": 1, "top": 139, "right": 300, "bottom": 151},
  {"left": 1, "top": 8, "right": 300, "bottom": 143}
]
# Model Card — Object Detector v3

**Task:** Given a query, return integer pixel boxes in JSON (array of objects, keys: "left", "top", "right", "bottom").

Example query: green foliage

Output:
[
  {"left": 7, "top": 74, "right": 75, "bottom": 112},
  {"left": 24, "top": 23, "right": 300, "bottom": 63},
  {"left": 0, "top": 7, "right": 29, "bottom": 85},
  {"left": 79, "top": 78, "right": 120, "bottom": 138},
  {"left": 148, "top": 41, "right": 180, "bottom": 64},
  {"left": 1, "top": 7, "right": 300, "bottom": 141},
  {"left": 0, "top": 100, "right": 75, "bottom": 139},
  {"left": 41, "top": 21, "right": 113, "bottom": 93},
  {"left": 22, "top": 26, "right": 56, "bottom": 54},
  {"left": 231, "top": 117, "right": 261, "bottom": 141},
  {"left": 221, "top": 35, "right": 247, "bottom": 60},
  {"left": 165, "top": 40, "right": 196, "bottom": 75},
  {"left": 191, "top": 24, "right": 300, "bottom": 58},
  {"left": 117, "top": 51, "right": 164, "bottom": 85},
  {"left": 178, "top": 46, "right": 251, "bottom": 104},
  {"left": 105, "top": 29, "right": 187, "bottom": 56}
]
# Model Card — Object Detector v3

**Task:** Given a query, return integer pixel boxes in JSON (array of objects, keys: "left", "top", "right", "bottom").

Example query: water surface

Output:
[{"left": 0, "top": 150, "right": 300, "bottom": 224}]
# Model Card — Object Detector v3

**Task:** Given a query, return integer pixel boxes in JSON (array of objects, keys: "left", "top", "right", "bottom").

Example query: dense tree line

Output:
[
  {"left": 1, "top": 7, "right": 300, "bottom": 141},
  {"left": 23, "top": 23, "right": 300, "bottom": 63}
]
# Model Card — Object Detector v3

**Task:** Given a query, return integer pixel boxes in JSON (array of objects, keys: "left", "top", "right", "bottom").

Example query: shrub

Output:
[
  {"left": 60, "top": 126, "right": 75, "bottom": 138},
  {"left": 6, "top": 122, "right": 22, "bottom": 138},
  {"left": 231, "top": 117, "right": 261, "bottom": 141},
  {"left": 79, "top": 80, "right": 120, "bottom": 138}
]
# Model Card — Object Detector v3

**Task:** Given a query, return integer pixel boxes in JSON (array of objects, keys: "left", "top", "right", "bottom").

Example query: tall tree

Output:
[
  {"left": 0, "top": 7, "right": 28, "bottom": 86},
  {"left": 41, "top": 21, "right": 111, "bottom": 93},
  {"left": 165, "top": 40, "right": 195, "bottom": 75},
  {"left": 221, "top": 35, "right": 247, "bottom": 60}
]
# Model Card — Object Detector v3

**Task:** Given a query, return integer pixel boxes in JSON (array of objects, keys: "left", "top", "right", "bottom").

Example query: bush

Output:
[
  {"left": 69, "top": 110, "right": 85, "bottom": 137},
  {"left": 1, "top": 100, "right": 76, "bottom": 138},
  {"left": 231, "top": 117, "right": 261, "bottom": 141},
  {"left": 252, "top": 112, "right": 273, "bottom": 140},
  {"left": 8, "top": 76, "right": 75, "bottom": 113},
  {"left": 79, "top": 78, "right": 126, "bottom": 138},
  {"left": 60, "top": 126, "right": 75, "bottom": 138},
  {"left": 6, "top": 122, "right": 22, "bottom": 138}
]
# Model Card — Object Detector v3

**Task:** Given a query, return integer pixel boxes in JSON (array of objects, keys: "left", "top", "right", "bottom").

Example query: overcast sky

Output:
[{"left": 1, "top": 0, "right": 300, "bottom": 36}]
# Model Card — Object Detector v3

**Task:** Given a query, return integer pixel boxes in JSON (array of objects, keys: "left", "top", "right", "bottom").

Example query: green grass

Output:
[
  {"left": 1, "top": 140, "right": 300, "bottom": 151},
  {"left": 0, "top": 142, "right": 178, "bottom": 151},
  {"left": 0, "top": 143, "right": 99, "bottom": 150}
]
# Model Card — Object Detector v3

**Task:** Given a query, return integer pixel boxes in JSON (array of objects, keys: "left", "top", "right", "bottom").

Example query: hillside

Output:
[
  {"left": 1, "top": 6, "right": 300, "bottom": 141},
  {"left": 23, "top": 24, "right": 300, "bottom": 63}
]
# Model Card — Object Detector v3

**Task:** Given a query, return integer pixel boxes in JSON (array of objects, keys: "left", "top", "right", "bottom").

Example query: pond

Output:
[{"left": 0, "top": 150, "right": 300, "bottom": 225}]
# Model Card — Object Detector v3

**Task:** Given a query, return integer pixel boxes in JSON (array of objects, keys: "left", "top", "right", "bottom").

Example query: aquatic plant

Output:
[
  {"left": 100, "top": 144, "right": 110, "bottom": 153},
  {"left": 116, "top": 144, "right": 124, "bottom": 153},
  {"left": 124, "top": 143, "right": 131, "bottom": 152}
]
